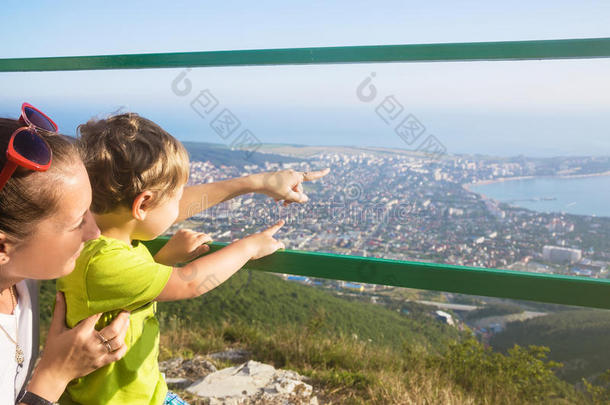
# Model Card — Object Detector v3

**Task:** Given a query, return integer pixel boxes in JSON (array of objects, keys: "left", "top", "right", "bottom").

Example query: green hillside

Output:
[
  {"left": 182, "top": 141, "right": 303, "bottom": 168},
  {"left": 39, "top": 271, "right": 606, "bottom": 404},
  {"left": 491, "top": 309, "right": 610, "bottom": 384},
  {"left": 156, "top": 269, "right": 461, "bottom": 352},
  {"left": 152, "top": 271, "right": 595, "bottom": 404}
]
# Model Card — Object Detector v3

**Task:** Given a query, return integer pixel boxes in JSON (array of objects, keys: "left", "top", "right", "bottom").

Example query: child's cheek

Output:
[{"left": 171, "top": 203, "right": 180, "bottom": 222}]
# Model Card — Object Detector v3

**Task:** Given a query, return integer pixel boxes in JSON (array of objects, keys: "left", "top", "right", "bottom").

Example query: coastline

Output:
[
  {"left": 462, "top": 170, "right": 610, "bottom": 192},
  {"left": 461, "top": 170, "right": 610, "bottom": 218}
]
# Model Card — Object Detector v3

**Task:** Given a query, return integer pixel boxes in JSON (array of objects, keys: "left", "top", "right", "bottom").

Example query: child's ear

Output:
[{"left": 132, "top": 191, "right": 156, "bottom": 221}]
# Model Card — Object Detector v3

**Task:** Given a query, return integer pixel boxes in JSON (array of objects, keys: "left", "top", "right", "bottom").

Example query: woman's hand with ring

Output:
[{"left": 25, "top": 292, "right": 130, "bottom": 402}]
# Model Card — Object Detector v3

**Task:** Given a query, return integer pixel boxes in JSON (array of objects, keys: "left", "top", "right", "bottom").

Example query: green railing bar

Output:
[
  {"left": 143, "top": 239, "right": 610, "bottom": 310},
  {"left": 1, "top": 37, "right": 610, "bottom": 72}
]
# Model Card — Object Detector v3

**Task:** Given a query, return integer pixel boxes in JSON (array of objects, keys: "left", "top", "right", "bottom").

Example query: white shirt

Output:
[{"left": 0, "top": 281, "right": 33, "bottom": 404}]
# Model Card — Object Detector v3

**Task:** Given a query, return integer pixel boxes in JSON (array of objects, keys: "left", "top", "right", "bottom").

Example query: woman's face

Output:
[{"left": 4, "top": 163, "right": 100, "bottom": 280}]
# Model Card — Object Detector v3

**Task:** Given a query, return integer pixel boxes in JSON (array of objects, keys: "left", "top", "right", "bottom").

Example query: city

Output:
[{"left": 172, "top": 144, "right": 610, "bottom": 280}]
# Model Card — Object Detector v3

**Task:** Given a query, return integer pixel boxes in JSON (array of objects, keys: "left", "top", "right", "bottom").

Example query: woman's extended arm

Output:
[{"left": 20, "top": 293, "right": 130, "bottom": 403}]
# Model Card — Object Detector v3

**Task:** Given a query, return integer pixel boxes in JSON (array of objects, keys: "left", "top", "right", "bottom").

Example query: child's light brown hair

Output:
[{"left": 78, "top": 113, "right": 190, "bottom": 214}]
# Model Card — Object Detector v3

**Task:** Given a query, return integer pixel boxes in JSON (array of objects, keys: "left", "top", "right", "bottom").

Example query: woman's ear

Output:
[
  {"left": 132, "top": 191, "right": 156, "bottom": 221},
  {"left": 0, "top": 233, "right": 13, "bottom": 266}
]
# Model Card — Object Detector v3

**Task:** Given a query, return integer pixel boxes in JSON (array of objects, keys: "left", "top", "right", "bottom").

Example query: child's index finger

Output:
[
  {"left": 196, "top": 232, "right": 213, "bottom": 242},
  {"left": 266, "top": 219, "right": 285, "bottom": 235},
  {"left": 303, "top": 167, "right": 331, "bottom": 181}
]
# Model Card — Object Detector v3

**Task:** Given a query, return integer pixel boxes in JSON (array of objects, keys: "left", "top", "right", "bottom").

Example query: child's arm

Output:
[
  {"left": 176, "top": 168, "right": 330, "bottom": 223},
  {"left": 155, "top": 220, "right": 285, "bottom": 301},
  {"left": 153, "top": 228, "right": 213, "bottom": 266},
  {"left": 176, "top": 175, "right": 257, "bottom": 223}
]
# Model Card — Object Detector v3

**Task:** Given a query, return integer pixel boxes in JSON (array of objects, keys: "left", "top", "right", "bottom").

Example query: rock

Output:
[
  {"left": 209, "top": 348, "right": 251, "bottom": 363},
  {"left": 187, "top": 360, "right": 318, "bottom": 404},
  {"left": 165, "top": 377, "right": 192, "bottom": 390},
  {"left": 188, "top": 361, "right": 275, "bottom": 398},
  {"left": 159, "top": 356, "right": 184, "bottom": 372},
  {"left": 183, "top": 356, "right": 218, "bottom": 376},
  {"left": 160, "top": 355, "right": 218, "bottom": 381}
]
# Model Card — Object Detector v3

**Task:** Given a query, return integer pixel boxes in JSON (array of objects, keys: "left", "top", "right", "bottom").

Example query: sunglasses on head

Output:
[{"left": 0, "top": 103, "right": 58, "bottom": 193}]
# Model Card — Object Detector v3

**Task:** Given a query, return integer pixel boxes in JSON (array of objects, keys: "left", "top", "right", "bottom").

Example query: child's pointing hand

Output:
[
  {"left": 244, "top": 219, "right": 286, "bottom": 260},
  {"left": 251, "top": 168, "right": 331, "bottom": 206},
  {"left": 153, "top": 228, "right": 212, "bottom": 266}
]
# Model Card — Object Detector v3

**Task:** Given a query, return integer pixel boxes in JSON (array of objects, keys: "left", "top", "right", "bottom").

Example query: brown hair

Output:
[
  {"left": 77, "top": 113, "right": 190, "bottom": 214},
  {"left": 0, "top": 118, "right": 84, "bottom": 243}
]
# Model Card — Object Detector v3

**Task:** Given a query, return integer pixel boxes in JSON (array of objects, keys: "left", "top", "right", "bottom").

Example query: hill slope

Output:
[
  {"left": 491, "top": 309, "right": 610, "bottom": 383},
  {"left": 39, "top": 271, "right": 602, "bottom": 404},
  {"left": 156, "top": 269, "right": 461, "bottom": 352},
  {"left": 183, "top": 141, "right": 303, "bottom": 168}
]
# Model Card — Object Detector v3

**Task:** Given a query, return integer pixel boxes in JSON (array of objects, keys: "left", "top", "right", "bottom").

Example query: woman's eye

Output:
[{"left": 76, "top": 218, "right": 86, "bottom": 230}]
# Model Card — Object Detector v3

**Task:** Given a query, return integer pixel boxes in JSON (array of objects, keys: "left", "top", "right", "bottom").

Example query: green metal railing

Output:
[
  {"left": 2, "top": 38, "right": 609, "bottom": 309},
  {"left": 1, "top": 38, "right": 609, "bottom": 72},
  {"left": 143, "top": 239, "right": 610, "bottom": 310}
]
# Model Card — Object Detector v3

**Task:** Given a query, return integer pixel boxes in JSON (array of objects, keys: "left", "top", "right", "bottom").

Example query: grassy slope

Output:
[
  {"left": 156, "top": 269, "right": 461, "bottom": 353},
  {"left": 39, "top": 272, "right": 600, "bottom": 404},
  {"left": 491, "top": 309, "right": 610, "bottom": 384}
]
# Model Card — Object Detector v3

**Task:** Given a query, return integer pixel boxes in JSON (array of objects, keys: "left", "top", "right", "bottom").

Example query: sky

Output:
[{"left": 1, "top": 1, "right": 609, "bottom": 157}]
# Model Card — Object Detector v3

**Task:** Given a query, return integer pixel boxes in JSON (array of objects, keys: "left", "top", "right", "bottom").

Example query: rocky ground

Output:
[{"left": 160, "top": 350, "right": 320, "bottom": 405}]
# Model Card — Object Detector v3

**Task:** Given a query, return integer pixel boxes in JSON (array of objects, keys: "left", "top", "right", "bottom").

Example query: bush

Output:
[{"left": 433, "top": 338, "right": 583, "bottom": 404}]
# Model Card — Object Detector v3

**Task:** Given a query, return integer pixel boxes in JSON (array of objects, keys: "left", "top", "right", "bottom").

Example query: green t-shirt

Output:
[{"left": 56, "top": 235, "right": 173, "bottom": 405}]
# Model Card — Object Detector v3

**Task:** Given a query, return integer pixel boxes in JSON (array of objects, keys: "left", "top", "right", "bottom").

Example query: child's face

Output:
[{"left": 132, "top": 184, "right": 184, "bottom": 241}]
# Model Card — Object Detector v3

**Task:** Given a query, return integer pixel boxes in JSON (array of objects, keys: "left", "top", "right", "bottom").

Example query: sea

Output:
[{"left": 468, "top": 175, "right": 610, "bottom": 218}]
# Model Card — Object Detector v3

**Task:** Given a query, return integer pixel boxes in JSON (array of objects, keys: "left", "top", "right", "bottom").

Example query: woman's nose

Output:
[{"left": 83, "top": 210, "right": 101, "bottom": 241}]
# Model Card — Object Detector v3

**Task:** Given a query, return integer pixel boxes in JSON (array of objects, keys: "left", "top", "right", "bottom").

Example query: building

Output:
[
  {"left": 341, "top": 282, "right": 365, "bottom": 292},
  {"left": 435, "top": 310, "right": 455, "bottom": 326},
  {"left": 571, "top": 260, "right": 607, "bottom": 277},
  {"left": 542, "top": 245, "right": 582, "bottom": 264},
  {"left": 285, "top": 275, "right": 311, "bottom": 284}
]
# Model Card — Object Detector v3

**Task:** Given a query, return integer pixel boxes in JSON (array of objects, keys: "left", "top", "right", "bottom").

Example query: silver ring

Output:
[
  {"left": 96, "top": 332, "right": 109, "bottom": 344},
  {"left": 104, "top": 341, "right": 113, "bottom": 353}
]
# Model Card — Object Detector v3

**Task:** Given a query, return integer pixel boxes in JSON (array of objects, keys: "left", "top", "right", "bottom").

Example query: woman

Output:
[{"left": 0, "top": 105, "right": 131, "bottom": 405}]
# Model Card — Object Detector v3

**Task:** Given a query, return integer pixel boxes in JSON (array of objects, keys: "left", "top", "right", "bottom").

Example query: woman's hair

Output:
[
  {"left": 0, "top": 118, "right": 84, "bottom": 243},
  {"left": 77, "top": 113, "right": 190, "bottom": 214}
]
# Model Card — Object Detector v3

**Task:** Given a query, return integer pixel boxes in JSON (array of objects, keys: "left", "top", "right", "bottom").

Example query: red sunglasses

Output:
[{"left": 0, "top": 103, "right": 58, "bottom": 193}]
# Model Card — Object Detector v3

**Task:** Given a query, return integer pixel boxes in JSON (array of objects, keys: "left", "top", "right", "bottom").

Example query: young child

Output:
[{"left": 56, "top": 113, "right": 308, "bottom": 405}]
